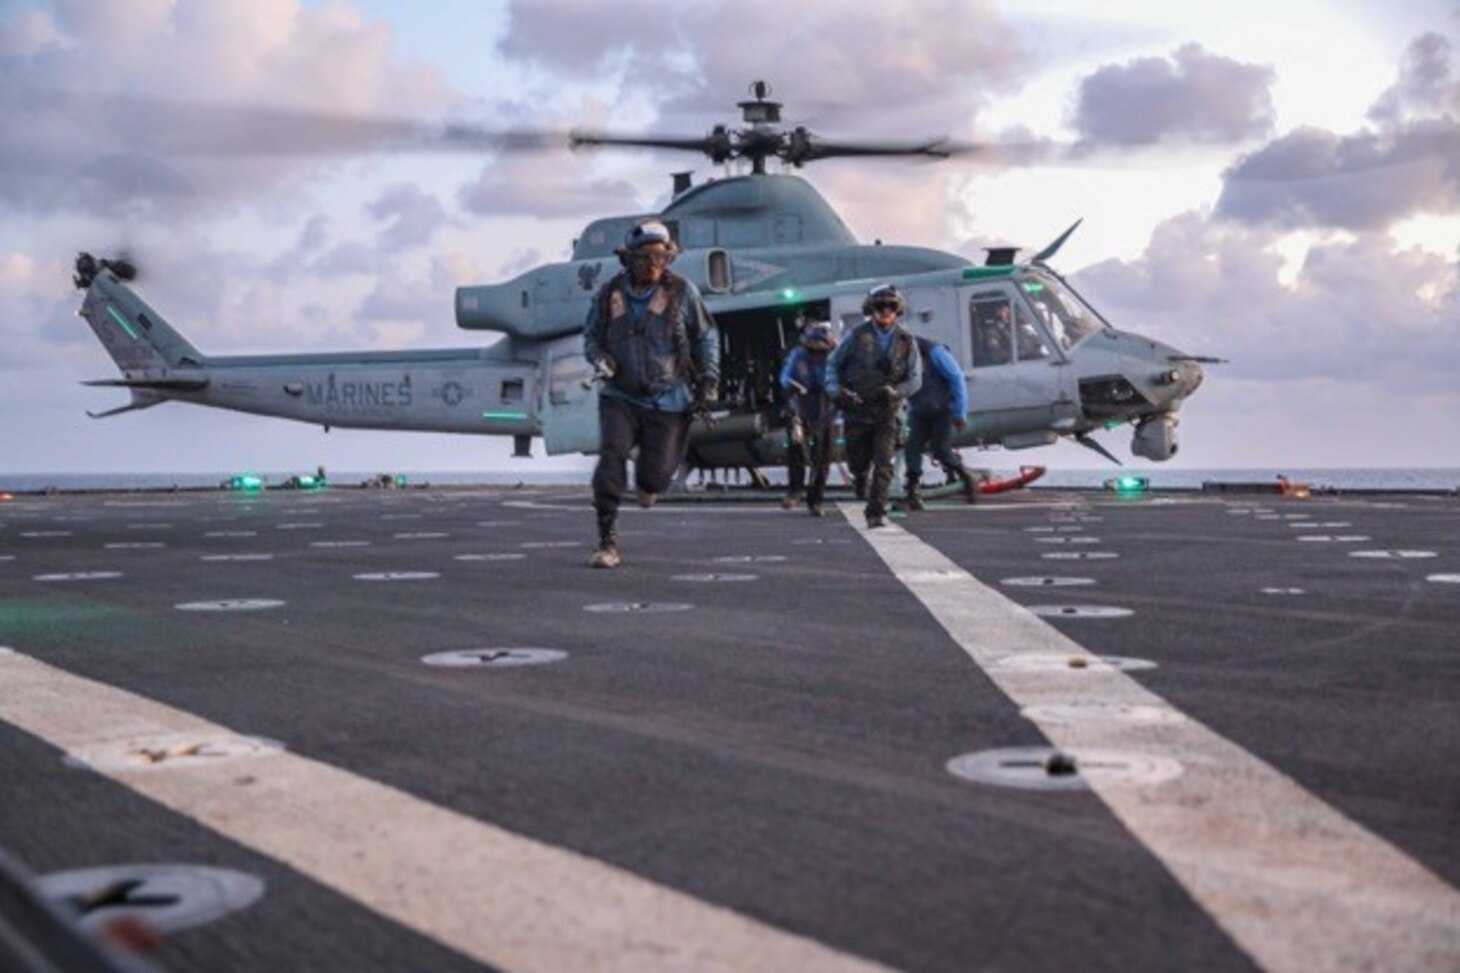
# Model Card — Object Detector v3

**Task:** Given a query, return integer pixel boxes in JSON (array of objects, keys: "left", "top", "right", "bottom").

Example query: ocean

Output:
[{"left": 2, "top": 468, "right": 1456, "bottom": 493}]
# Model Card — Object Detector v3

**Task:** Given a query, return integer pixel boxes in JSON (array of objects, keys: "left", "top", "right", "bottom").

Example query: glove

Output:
[
  {"left": 873, "top": 385, "right": 903, "bottom": 405},
  {"left": 695, "top": 379, "right": 718, "bottom": 406},
  {"left": 833, "top": 390, "right": 861, "bottom": 410},
  {"left": 952, "top": 417, "right": 967, "bottom": 432},
  {"left": 593, "top": 355, "right": 617, "bottom": 380}
]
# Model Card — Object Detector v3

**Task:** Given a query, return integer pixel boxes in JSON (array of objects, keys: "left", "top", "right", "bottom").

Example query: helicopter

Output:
[{"left": 73, "top": 81, "right": 1212, "bottom": 476}]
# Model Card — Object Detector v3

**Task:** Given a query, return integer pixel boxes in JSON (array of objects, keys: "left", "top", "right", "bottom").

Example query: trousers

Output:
[{"left": 592, "top": 395, "right": 691, "bottom": 517}]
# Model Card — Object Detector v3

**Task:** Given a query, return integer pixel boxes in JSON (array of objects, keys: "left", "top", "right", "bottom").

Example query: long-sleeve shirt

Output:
[{"left": 912, "top": 341, "right": 968, "bottom": 420}]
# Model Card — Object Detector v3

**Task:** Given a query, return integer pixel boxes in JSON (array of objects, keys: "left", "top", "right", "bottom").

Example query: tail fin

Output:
[{"left": 78, "top": 270, "right": 207, "bottom": 377}]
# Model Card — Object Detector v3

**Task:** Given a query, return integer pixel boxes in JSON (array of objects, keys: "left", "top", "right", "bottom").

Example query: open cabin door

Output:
[{"left": 541, "top": 336, "right": 601, "bottom": 455}]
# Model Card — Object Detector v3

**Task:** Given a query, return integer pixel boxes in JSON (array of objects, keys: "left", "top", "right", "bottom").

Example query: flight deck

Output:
[{"left": 1, "top": 486, "right": 1457, "bottom": 972}]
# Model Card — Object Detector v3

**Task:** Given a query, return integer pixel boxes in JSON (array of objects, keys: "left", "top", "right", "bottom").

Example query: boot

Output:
[
  {"left": 904, "top": 475, "right": 924, "bottom": 512},
  {"left": 957, "top": 467, "right": 981, "bottom": 504},
  {"left": 590, "top": 511, "right": 620, "bottom": 568},
  {"left": 781, "top": 491, "right": 804, "bottom": 511},
  {"left": 853, "top": 475, "right": 867, "bottom": 501}
]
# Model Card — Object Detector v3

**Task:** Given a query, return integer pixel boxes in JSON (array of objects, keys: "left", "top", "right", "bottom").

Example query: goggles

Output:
[
  {"left": 871, "top": 300, "right": 901, "bottom": 312},
  {"left": 630, "top": 250, "right": 673, "bottom": 267}
]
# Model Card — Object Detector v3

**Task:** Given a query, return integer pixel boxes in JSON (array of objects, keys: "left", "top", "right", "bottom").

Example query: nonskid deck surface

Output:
[{"left": 1, "top": 487, "right": 1456, "bottom": 973}]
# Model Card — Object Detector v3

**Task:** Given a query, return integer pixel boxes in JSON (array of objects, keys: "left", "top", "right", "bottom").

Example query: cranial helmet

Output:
[
  {"left": 801, "top": 321, "right": 837, "bottom": 351},
  {"left": 862, "top": 282, "right": 905, "bottom": 316},
  {"left": 617, "top": 219, "right": 679, "bottom": 265}
]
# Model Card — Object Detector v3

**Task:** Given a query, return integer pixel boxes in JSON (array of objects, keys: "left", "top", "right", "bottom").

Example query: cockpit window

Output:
[
  {"left": 969, "top": 294, "right": 1013, "bottom": 367},
  {"left": 1019, "top": 274, "right": 1107, "bottom": 350}
]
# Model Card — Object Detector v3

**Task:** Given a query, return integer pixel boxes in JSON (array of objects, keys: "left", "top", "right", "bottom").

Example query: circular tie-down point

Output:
[
  {"left": 671, "top": 573, "right": 758, "bottom": 583},
  {"left": 1262, "top": 587, "right": 1306, "bottom": 595},
  {"left": 1427, "top": 573, "right": 1460, "bottom": 585},
  {"left": 1297, "top": 535, "right": 1371, "bottom": 543},
  {"left": 1001, "top": 576, "right": 1096, "bottom": 588},
  {"left": 66, "top": 732, "right": 285, "bottom": 773},
  {"left": 947, "top": 746, "right": 1183, "bottom": 792},
  {"left": 1028, "top": 604, "right": 1134, "bottom": 618},
  {"left": 352, "top": 571, "right": 441, "bottom": 581},
  {"left": 714, "top": 555, "right": 788, "bottom": 563},
  {"left": 175, "top": 599, "right": 286, "bottom": 612},
  {"left": 992, "top": 653, "right": 1157, "bottom": 673},
  {"left": 200, "top": 554, "right": 274, "bottom": 562},
  {"left": 37, "top": 864, "right": 265, "bottom": 936},
  {"left": 205, "top": 531, "right": 257, "bottom": 538},
  {"left": 1021, "top": 700, "right": 1185, "bottom": 725},
  {"left": 519, "top": 540, "right": 580, "bottom": 549},
  {"left": 583, "top": 602, "right": 693, "bottom": 614},
  {"left": 105, "top": 542, "right": 166, "bottom": 550},
  {"left": 1041, "top": 551, "right": 1118, "bottom": 561},
  {"left": 421, "top": 648, "right": 568, "bottom": 669},
  {"left": 394, "top": 531, "right": 449, "bottom": 539},
  {"left": 454, "top": 552, "right": 527, "bottom": 561},
  {"left": 310, "top": 540, "right": 372, "bottom": 548},
  {"left": 1350, "top": 549, "right": 1438, "bottom": 559},
  {"left": 21, "top": 531, "right": 73, "bottom": 538},
  {"left": 792, "top": 538, "right": 852, "bottom": 546},
  {"left": 34, "top": 571, "right": 123, "bottom": 582}
]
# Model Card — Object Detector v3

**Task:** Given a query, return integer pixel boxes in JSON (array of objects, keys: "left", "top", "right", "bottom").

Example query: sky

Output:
[{"left": 1, "top": 0, "right": 1457, "bottom": 477}]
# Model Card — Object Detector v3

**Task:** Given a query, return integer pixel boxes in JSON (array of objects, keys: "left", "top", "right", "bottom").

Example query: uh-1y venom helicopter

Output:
[{"left": 74, "top": 81, "right": 1211, "bottom": 476}]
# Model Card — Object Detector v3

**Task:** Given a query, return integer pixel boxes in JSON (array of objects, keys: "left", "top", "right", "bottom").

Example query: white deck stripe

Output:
[
  {"left": 0, "top": 652, "right": 888, "bottom": 973},
  {"left": 840, "top": 505, "right": 1460, "bottom": 973}
]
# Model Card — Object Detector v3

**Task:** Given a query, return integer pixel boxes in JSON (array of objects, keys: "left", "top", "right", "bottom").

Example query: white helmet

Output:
[
  {"left": 862, "top": 283, "right": 905, "bottom": 316},
  {"left": 619, "top": 220, "right": 678, "bottom": 257}
]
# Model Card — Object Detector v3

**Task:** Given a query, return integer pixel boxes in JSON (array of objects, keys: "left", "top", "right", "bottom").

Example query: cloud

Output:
[
  {"left": 499, "top": 0, "right": 1030, "bottom": 138},
  {"left": 0, "top": 0, "right": 452, "bottom": 217},
  {"left": 457, "top": 154, "right": 645, "bottom": 218},
  {"left": 1071, "top": 44, "right": 1276, "bottom": 147},
  {"left": 1215, "top": 122, "right": 1460, "bottom": 231},
  {"left": 1368, "top": 31, "right": 1460, "bottom": 127},
  {"left": 1215, "top": 28, "right": 1460, "bottom": 232},
  {"left": 1076, "top": 210, "right": 1459, "bottom": 392},
  {"left": 367, "top": 182, "right": 450, "bottom": 250}
]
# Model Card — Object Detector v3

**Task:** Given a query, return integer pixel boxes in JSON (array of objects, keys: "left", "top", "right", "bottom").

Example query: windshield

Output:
[{"left": 1017, "top": 272, "right": 1108, "bottom": 350}]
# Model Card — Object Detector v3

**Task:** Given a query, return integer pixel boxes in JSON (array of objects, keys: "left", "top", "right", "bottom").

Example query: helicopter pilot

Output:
[{"left": 583, "top": 219, "right": 720, "bottom": 569}]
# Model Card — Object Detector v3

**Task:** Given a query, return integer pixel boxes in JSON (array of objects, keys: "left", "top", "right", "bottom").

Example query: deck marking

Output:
[
  {"left": 839, "top": 504, "right": 1460, "bottom": 973},
  {"left": 0, "top": 651, "right": 888, "bottom": 973}
]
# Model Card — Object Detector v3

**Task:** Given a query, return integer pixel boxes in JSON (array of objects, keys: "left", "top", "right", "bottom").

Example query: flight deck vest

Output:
[
  {"left": 594, "top": 273, "right": 692, "bottom": 398},
  {"left": 909, "top": 336, "right": 952, "bottom": 415},
  {"left": 839, "top": 321, "right": 915, "bottom": 403},
  {"left": 787, "top": 347, "right": 831, "bottom": 422}
]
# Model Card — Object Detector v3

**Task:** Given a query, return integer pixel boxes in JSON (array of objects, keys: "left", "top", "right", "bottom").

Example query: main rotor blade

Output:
[
  {"left": 568, "top": 131, "right": 720, "bottom": 154},
  {"left": 26, "top": 89, "right": 564, "bottom": 158},
  {"left": 794, "top": 138, "right": 954, "bottom": 163}
]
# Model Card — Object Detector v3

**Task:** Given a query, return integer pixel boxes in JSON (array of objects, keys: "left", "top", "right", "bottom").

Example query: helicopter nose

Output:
[{"left": 1150, "top": 360, "right": 1203, "bottom": 406}]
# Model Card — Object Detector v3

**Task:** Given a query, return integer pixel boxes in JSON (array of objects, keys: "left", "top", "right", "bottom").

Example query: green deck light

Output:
[
  {"left": 780, "top": 288, "right": 799, "bottom": 301},
  {"left": 1105, "top": 474, "right": 1149, "bottom": 495},
  {"left": 480, "top": 411, "right": 529, "bottom": 421},
  {"left": 228, "top": 474, "right": 265, "bottom": 491}
]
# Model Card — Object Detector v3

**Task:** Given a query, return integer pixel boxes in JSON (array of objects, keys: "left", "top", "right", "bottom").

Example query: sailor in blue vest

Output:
[
  {"left": 826, "top": 284, "right": 922, "bottom": 529},
  {"left": 583, "top": 220, "right": 720, "bottom": 568},
  {"left": 904, "top": 335, "right": 980, "bottom": 509},
  {"left": 777, "top": 320, "right": 838, "bottom": 517}
]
